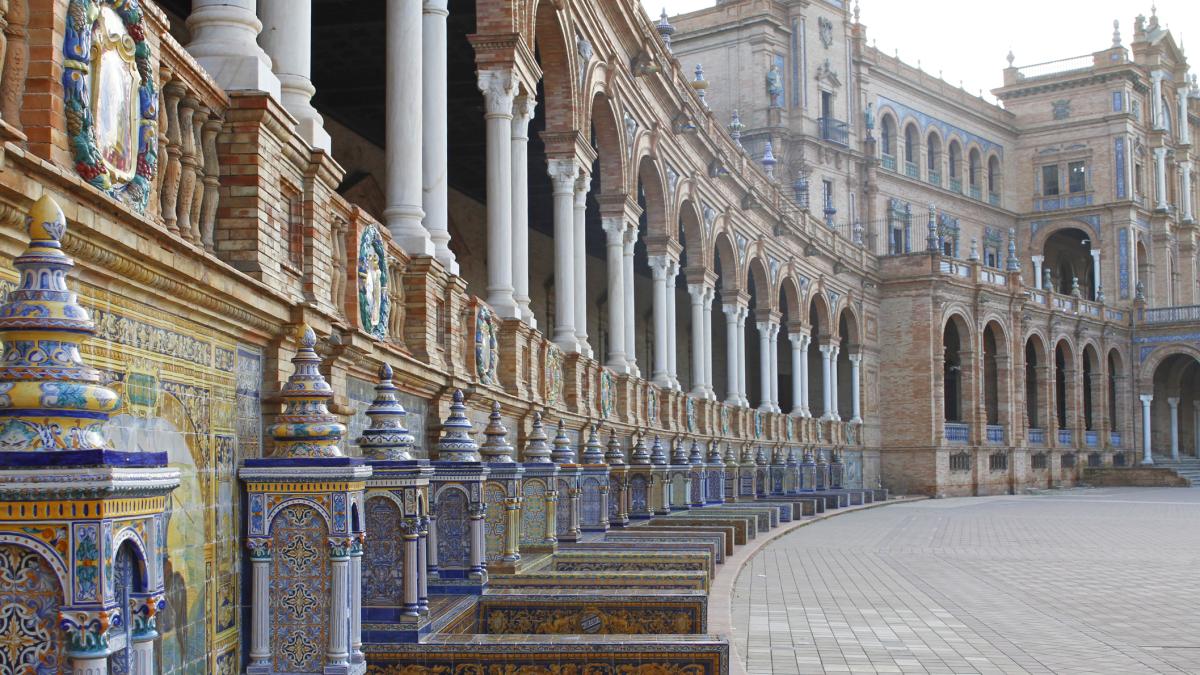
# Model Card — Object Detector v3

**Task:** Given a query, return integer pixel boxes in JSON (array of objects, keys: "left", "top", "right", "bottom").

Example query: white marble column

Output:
[
  {"left": 511, "top": 94, "right": 537, "bottom": 326},
  {"left": 723, "top": 304, "right": 741, "bottom": 405},
  {"left": 1140, "top": 393, "right": 1154, "bottom": 464},
  {"left": 478, "top": 69, "right": 518, "bottom": 318},
  {"left": 328, "top": 549, "right": 350, "bottom": 666},
  {"left": 757, "top": 321, "right": 772, "bottom": 411},
  {"left": 649, "top": 255, "right": 671, "bottom": 387},
  {"left": 849, "top": 352, "right": 863, "bottom": 423},
  {"left": 349, "top": 540, "right": 364, "bottom": 662},
  {"left": 667, "top": 265, "right": 682, "bottom": 388},
  {"left": 1031, "top": 255, "right": 1044, "bottom": 289},
  {"left": 248, "top": 549, "right": 270, "bottom": 668},
  {"left": 1181, "top": 90, "right": 1192, "bottom": 144},
  {"left": 1154, "top": 147, "right": 1169, "bottom": 211},
  {"left": 422, "top": 0, "right": 456, "bottom": 272},
  {"left": 1152, "top": 71, "right": 1164, "bottom": 129},
  {"left": 1181, "top": 161, "right": 1194, "bottom": 222},
  {"left": 768, "top": 322, "right": 780, "bottom": 412},
  {"left": 1169, "top": 396, "right": 1181, "bottom": 461},
  {"left": 573, "top": 173, "right": 591, "bottom": 357},
  {"left": 689, "top": 283, "right": 707, "bottom": 397},
  {"left": 820, "top": 345, "right": 834, "bottom": 420},
  {"left": 547, "top": 160, "right": 578, "bottom": 351},
  {"left": 603, "top": 217, "right": 628, "bottom": 372},
  {"left": 259, "top": 0, "right": 329, "bottom": 150},
  {"left": 702, "top": 286, "right": 716, "bottom": 399},
  {"left": 186, "top": 0, "right": 280, "bottom": 97},
  {"left": 835, "top": 345, "right": 844, "bottom": 420},
  {"left": 736, "top": 306, "right": 750, "bottom": 407},
  {"left": 623, "top": 225, "right": 639, "bottom": 375},
  {"left": 789, "top": 332, "right": 807, "bottom": 416},
  {"left": 384, "top": 0, "right": 434, "bottom": 255},
  {"left": 1089, "top": 250, "right": 1101, "bottom": 299}
]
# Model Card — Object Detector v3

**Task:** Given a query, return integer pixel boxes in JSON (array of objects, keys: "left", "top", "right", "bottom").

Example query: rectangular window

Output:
[
  {"left": 1041, "top": 165, "right": 1059, "bottom": 196},
  {"left": 280, "top": 182, "right": 303, "bottom": 269},
  {"left": 822, "top": 179, "right": 833, "bottom": 209},
  {"left": 1068, "top": 161, "right": 1086, "bottom": 193}
]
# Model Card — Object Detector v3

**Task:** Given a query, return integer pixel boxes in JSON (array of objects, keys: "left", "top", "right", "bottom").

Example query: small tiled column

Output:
[
  {"left": 1140, "top": 394, "right": 1154, "bottom": 464},
  {"left": 417, "top": 518, "right": 430, "bottom": 614},
  {"left": 349, "top": 534, "right": 364, "bottom": 662},
  {"left": 246, "top": 540, "right": 271, "bottom": 669},
  {"left": 327, "top": 539, "right": 352, "bottom": 667}
]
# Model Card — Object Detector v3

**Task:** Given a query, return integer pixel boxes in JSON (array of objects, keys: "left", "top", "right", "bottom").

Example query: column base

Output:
[
  {"left": 653, "top": 373, "right": 672, "bottom": 388},
  {"left": 297, "top": 115, "right": 333, "bottom": 153},
  {"left": 386, "top": 207, "right": 436, "bottom": 257}
]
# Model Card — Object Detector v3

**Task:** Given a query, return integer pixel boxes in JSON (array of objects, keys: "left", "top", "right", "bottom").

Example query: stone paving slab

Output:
[{"left": 729, "top": 488, "right": 1200, "bottom": 674}]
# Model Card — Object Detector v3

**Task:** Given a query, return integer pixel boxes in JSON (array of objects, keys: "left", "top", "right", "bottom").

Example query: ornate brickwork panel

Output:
[
  {"left": 362, "top": 497, "right": 403, "bottom": 608},
  {"left": 0, "top": 544, "right": 66, "bottom": 674},
  {"left": 519, "top": 480, "right": 546, "bottom": 548},
  {"left": 434, "top": 489, "right": 468, "bottom": 569},
  {"left": 269, "top": 505, "right": 329, "bottom": 673},
  {"left": 630, "top": 475, "right": 649, "bottom": 514}
]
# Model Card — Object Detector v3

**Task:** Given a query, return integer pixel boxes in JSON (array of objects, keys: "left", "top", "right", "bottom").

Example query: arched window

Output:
[
  {"left": 968, "top": 148, "right": 982, "bottom": 187},
  {"left": 926, "top": 133, "right": 941, "bottom": 174},
  {"left": 948, "top": 140, "right": 962, "bottom": 186},
  {"left": 904, "top": 124, "right": 918, "bottom": 165},
  {"left": 987, "top": 155, "right": 1000, "bottom": 194},
  {"left": 881, "top": 116, "right": 896, "bottom": 157}
]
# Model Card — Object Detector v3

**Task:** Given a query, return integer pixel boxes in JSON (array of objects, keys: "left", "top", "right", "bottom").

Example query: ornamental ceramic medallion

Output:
[
  {"left": 63, "top": 0, "right": 158, "bottom": 212},
  {"left": 475, "top": 306, "right": 499, "bottom": 385},
  {"left": 754, "top": 410, "right": 764, "bottom": 439},
  {"left": 721, "top": 406, "right": 730, "bottom": 436},
  {"left": 686, "top": 397, "right": 697, "bottom": 433},
  {"left": 357, "top": 225, "right": 390, "bottom": 340},
  {"left": 600, "top": 369, "right": 616, "bottom": 420},
  {"left": 545, "top": 344, "right": 564, "bottom": 405},
  {"left": 647, "top": 385, "right": 659, "bottom": 424},
  {"left": 786, "top": 416, "right": 794, "bottom": 441}
]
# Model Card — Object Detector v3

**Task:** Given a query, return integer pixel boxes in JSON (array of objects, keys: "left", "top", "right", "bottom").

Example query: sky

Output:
[{"left": 642, "top": 0, "right": 1198, "bottom": 104}]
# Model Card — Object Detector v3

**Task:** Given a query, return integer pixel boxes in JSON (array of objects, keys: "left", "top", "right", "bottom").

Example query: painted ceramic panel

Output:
[
  {"left": 0, "top": 544, "right": 66, "bottom": 674},
  {"left": 270, "top": 505, "right": 330, "bottom": 673},
  {"left": 519, "top": 480, "right": 546, "bottom": 548},
  {"left": 434, "top": 489, "right": 468, "bottom": 569},
  {"left": 482, "top": 483, "right": 507, "bottom": 564},
  {"left": 362, "top": 497, "right": 403, "bottom": 607},
  {"left": 630, "top": 475, "right": 649, "bottom": 514},
  {"left": 581, "top": 477, "right": 602, "bottom": 528},
  {"left": 555, "top": 478, "right": 572, "bottom": 536}
]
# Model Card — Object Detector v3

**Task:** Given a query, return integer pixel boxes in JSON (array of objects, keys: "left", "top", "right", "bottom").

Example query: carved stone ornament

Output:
[
  {"left": 818, "top": 17, "right": 834, "bottom": 48},
  {"left": 63, "top": 0, "right": 159, "bottom": 212},
  {"left": 357, "top": 224, "right": 390, "bottom": 340}
]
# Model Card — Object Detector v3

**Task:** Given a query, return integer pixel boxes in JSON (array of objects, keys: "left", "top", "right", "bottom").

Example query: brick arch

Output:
[
  {"left": 807, "top": 287, "right": 833, "bottom": 341},
  {"left": 746, "top": 254, "right": 774, "bottom": 311},
  {"left": 636, "top": 154, "right": 670, "bottom": 241},
  {"left": 588, "top": 91, "right": 627, "bottom": 194},
  {"left": 533, "top": 0, "right": 581, "bottom": 134},
  {"left": 778, "top": 274, "right": 803, "bottom": 324},
  {"left": 1138, "top": 344, "right": 1200, "bottom": 392},
  {"left": 480, "top": 0, "right": 519, "bottom": 35},
  {"left": 1024, "top": 330, "right": 1049, "bottom": 365},
  {"left": 980, "top": 318, "right": 1011, "bottom": 355},
  {"left": 1031, "top": 218, "right": 1102, "bottom": 256},
  {"left": 838, "top": 304, "right": 862, "bottom": 349},
  {"left": 712, "top": 229, "right": 740, "bottom": 291},
  {"left": 678, "top": 198, "right": 706, "bottom": 267},
  {"left": 941, "top": 309, "right": 975, "bottom": 346}
]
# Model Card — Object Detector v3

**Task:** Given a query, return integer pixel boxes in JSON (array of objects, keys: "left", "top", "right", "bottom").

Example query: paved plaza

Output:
[{"left": 731, "top": 488, "right": 1200, "bottom": 674}]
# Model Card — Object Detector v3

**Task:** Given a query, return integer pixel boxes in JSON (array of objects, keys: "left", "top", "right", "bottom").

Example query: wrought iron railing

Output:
[
  {"left": 1015, "top": 54, "right": 1093, "bottom": 80},
  {"left": 818, "top": 117, "right": 849, "bottom": 146}
]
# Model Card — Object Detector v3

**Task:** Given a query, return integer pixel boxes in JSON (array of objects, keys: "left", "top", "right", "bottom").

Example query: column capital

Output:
[
  {"left": 648, "top": 254, "right": 673, "bottom": 278},
  {"left": 848, "top": 352, "right": 863, "bottom": 364},
  {"left": 1140, "top": 393, "right": 1154, "bottom": 404},
  {"left": 789, "top": 331, "right": 810, "bottom": 347},
  {"left": 819, "top": 344, "right": 834, "bottom": 355},
  {"left": 512, "top": 94, "right": 538, "bottom": 137},
  {"left": 547, "top": 158, "right": 579, "bottom": 193},
  {"left": 602, "top": 215, "right": 626, "bottom": 238},
  {"left": 423, "top": 0, "right": 450, "bottom": 14},
  {"left": 624, "top": 223, "right": 640, "bottom": 246},
  {"left": 477, "top": 68, "right": 518, "bottom": 116},
  {"left": 1167, "top": 396, "right": 1180, "bottom": 407}
]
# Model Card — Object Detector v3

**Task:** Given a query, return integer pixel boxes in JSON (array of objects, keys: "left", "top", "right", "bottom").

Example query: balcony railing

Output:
[
  {"left": 1110, "top": 431, "right": 1122, "bottom": 447},
  {"left": 1140, "top": 305, "right": 1200, "bottom": 324},
  {"left": 905, "top": 161, "right": 920, "bottom": 178},
  {"left": 1028, "top": 428, "right": 1046, "bottom": 445},
  {"left": 1015, "top": 54, "right": 1093, "bottom": 80},
  {"left": 986, "top": 425, "right": 1005, "bottom": 444},
  {"left": 882, "top": 154, "right": 897, "bottom": 171},
  {"left": 1085, "top": 431, "right": 1099, "bottom": 447},
  {"left": 818, "top": 117, "right": 849, "bottom": 146},
  {"left": 927, "top": 170, "right": 941, "bottom": 187},
  {"left": 970, "top": 185, "right": 982, "bottom": 200},
  {"left": 945, "top": 422, "right": 969, "bottom": 443},
  {"left": 1057, "top": 429, "right": 1073, "bottom": 445},
  {"left": 989, "top": 192, "right": 1001, "bottom": 206},
  {"left": 950, "top": 178, "right": 962, "bottom": 194}
]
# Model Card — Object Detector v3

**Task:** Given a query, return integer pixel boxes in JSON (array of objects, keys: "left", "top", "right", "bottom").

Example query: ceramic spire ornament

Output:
[
  {"left": 480, "top": 401, "right": 515, "bottom": 462},
  {"left": 605, "top": 430, "right": 626, "bottom": 466},
  {"left": 269, "top": 323, "right": 346, "bottom": 458},
  {"left": 671, "top": 438, "right": 689, "bottom": 465},
  {"left": 688, "top": 440, "right": 704, "bottom": 465},
  {"left": 707, "top": 440, "right": 723, "bottom": 464},
  {"left": 630, "top": 434, "right": 651, "bottom": 465},
  {"left": 356, "top": 363, "right": 415, "bottom": 460},
  {"left": 724, "top": 442, "right": 738, "bottom": 465},
  {"left": 650, "top": 435, "right": 669, "bottom": 465},
  {"left": 755, "top": 445, "right": 768, "bottom": 465},
  {"left": 522, "top": 412, "right": 552, "bottom": 463},
  {"left": 0, "top": 195, "right": 120, "bottom": 454},
  {"left": 433, "top": 390, "right": 481, "bottom": 462},
  {"left": 551, "top": 419, "right": 576, "bottom": 464},
  {"left": 581, "top": 424, "right": 605, "bottom": 464}
]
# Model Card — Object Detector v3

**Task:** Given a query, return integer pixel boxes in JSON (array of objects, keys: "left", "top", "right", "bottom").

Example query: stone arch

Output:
[
  {"left": 986, "top": 152, "right": 1002, "bottom": 195},
  {"left": 902, "top": 118, "right": 921, "bottom": 167},
  {"left": 966, "top": 144, "right": 984, "bottom": 189},
  {"left": 947, "top": 136, "right": 964, "bottom": 181},
  {"left": 1053, "top": 336, "right": 1077, "bottom": 432},
  {"left": 1031, "top": 219, "right": 1101, "bottom": 254},
  {"left": 838, "top": 304, "right": 862, "bottom": 349},
  {"left": 926, "top": 128, "right": 942, "bottom": 174},
  {"left": 1025, "top": 332, "right": 1049, "bottom": 432},
  {"left": 746, "top": 255, "right": 774, "bottom": 311},
  {"left": 533, "top": 0, "right": 580, "bottom": 134},
  {"left": 878, "top": 107, "right": 899, "bottom": 157},
  {"left": 0, "top": 533, "right": 70, "bottom": 596},
  {"left": 112, "top": 526, "right": 152, "bottom": 590},
  {"left": 1138, "top": 344, "right": 1200, "bottom": 392},
  {"left": 942, "top": 312, "right": 974, "bottom": 426},
  {"left": 981, "top": 319, "right": 1010, "bottom": 429},
  {"left": 807, "top": 286, "right": 833, "bottom": 341},
  {"left": 1081, "top": 341, "right": 1102, "bottom": 432},
  {"left": 779, "top": 275, "right": 804, "bottom": 324}
]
